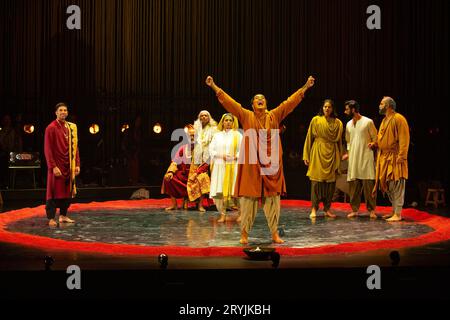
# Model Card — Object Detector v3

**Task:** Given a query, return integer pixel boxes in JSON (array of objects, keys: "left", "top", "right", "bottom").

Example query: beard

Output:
[
  {"left": 346, "top": 112, "right": 354, "bottom": 120},
  {"left": 379, "top": 106, "right": 387, "bottom": 115}
]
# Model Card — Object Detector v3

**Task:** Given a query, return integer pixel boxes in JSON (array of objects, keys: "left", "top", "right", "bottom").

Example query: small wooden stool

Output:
[{"left": 425, "top": 188, "right": 446, "bottom": 208}]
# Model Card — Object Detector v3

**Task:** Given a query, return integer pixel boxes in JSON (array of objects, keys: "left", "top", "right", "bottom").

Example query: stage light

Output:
[
  {"left": 271, "top": 251, "right": 280, "bottom": 268},
  {"left": 23, "top": 124, "right": 35, "bottom": 134},
  {"left": 121, "top": 124, "right": 129, "bottom": 133},
  {"left": 153, "top": 123, "right": 162, "bottom": 134},
  {"left": 389, "top": 251, "right": 400, "bottom": 266},
  {"left": 44, "top": 255, "right": 54, "bottom": 271},
  {"left": 243, "top": 247, "right": 275, "bottom": 260},
  {"left": 158, "top": 253, "right": 168, "bottom": 269},
  {"left": 89, "top": 124, "right": 100, "bottom": 134}
]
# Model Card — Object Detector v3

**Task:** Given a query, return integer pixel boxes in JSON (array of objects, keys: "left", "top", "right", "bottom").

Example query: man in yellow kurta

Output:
[
  {"left": 303, "top": 99, "right": 343, "bottom": 219},
  {"left": 206, "top": 75, "right": 315, "bottom": 244},
  {"left": 370, "top": 97, "right": 409, "bottom": 222}
]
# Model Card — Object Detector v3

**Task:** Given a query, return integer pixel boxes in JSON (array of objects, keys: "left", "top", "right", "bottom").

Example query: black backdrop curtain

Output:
[{"left": 1, "top": 0, "right": 449, "bottom": 193}]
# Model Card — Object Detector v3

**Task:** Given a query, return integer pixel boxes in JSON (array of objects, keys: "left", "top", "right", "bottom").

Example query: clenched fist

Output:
[
  {"left": 306, "top": 76, "right": 315, "bottom": 88},
  {"left": 205, "top": 76, "right": 214, "bottom": 87}
]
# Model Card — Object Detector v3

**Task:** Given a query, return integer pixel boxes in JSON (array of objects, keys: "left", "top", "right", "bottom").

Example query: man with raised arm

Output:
[{"left": 206, "top": 75, "right": 315, "bottom": 244}]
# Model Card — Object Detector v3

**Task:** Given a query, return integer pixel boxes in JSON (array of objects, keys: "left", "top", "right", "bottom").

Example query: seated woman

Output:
[
  {"left": 161, "top": 125, "right": 195, "bottom": 210},
  {"left": 209, "top": 113, "right": 242, "bottom": 222}
]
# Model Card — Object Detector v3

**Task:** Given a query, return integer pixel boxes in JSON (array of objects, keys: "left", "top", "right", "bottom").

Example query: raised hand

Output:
[
  {"left": 306, "top": 76, "right": 315, "bottom": 88},
  {"left": 205, "top": 76, "right": 214, "bottom": 87}
]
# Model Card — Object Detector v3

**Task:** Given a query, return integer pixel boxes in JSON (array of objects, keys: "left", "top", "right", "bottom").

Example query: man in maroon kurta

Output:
[
  {"left": 161, "top": 125, "right": 195, "bottom": 210},
  {"left": 44, "top": 103, "right": 80, "bottom": 227}
]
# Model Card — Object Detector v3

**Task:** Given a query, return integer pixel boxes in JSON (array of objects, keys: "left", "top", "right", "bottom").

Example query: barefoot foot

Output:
[
  {"left": 386, "top": 214, "right": 402, "bottom": 222},
  {"left": 325, "top": 211, "right": 337, "bottom": 218},
  {"left": 347, "top": 212, "right": 359, "bottom": 218},
  {"left": 217, "top": 213, "right": 226, "bottom": 223},
  {"left": 59, "top": 216, "right": 75, "bottom": 223},
  {"left": 272, "top": 232, "right": 284, "bottom": 244},
  {"left": 382, "top": 213, "right": 394, "bottom": 220},
  {"left": 239, "top": 231, "right": 248, "bottom": 244}
]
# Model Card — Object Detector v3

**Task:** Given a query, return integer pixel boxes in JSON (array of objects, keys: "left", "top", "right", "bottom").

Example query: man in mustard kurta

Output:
[
  {"left": 206, "top": 75, "right": 315, "bottom": 244},
  {"left": 370, "top": 97, "right": 409, "bottom": 222},
  {"left": 303, "top": 99, "right": 343, "bottom": 219}
]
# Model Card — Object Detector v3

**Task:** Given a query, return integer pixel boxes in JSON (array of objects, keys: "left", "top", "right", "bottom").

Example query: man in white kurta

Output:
[
  {"left": 343, "top": 100, "right": 378, "bottom": 219},
  {"left": 209, "top": 114, "right": 242, "bottom": 222}
]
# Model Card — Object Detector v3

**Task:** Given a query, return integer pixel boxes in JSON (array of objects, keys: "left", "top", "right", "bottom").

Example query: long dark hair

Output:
[{"left": 318, "top": 99, "right": 337, "bottom": 118}]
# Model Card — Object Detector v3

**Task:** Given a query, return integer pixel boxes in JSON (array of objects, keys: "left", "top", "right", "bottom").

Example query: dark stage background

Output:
[{"left": 1, "top": 0, "right": 449, "bottom": 200}]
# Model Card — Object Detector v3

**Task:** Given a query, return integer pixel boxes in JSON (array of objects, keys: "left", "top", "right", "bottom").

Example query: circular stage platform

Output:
[{"left": 1, "top": 199, "right": 450, "bottom": 257}]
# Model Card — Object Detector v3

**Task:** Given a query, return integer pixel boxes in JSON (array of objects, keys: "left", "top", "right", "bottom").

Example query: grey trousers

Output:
[{"left": 386, "top": 179, "right": 406, "bottom": 216}]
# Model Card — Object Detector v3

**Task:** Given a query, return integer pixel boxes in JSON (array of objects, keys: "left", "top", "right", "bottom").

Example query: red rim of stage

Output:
[{"left": 1, "top": 199, "right": 449, "bottom": 257}]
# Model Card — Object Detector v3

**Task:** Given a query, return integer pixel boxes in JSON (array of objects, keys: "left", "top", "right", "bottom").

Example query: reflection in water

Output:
[{"left": 6, "top": 208, "right": 433, "bottom": 247}]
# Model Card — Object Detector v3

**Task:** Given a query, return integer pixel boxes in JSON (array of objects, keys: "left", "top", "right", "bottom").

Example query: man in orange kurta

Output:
[
  {"left": 206, "top": 75, "right": 315, "bottom": 244},
  {"left": 371, "top": 97, "right": 409, "bottom": 222}
]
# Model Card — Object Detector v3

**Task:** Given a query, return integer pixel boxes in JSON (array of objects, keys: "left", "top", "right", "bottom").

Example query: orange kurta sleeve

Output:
[
  {"left": 271, "top": 88, "right": 305, "bottom": 123},
  {"left": 216, "top": 89, "right": 251, "bottom": 128}
]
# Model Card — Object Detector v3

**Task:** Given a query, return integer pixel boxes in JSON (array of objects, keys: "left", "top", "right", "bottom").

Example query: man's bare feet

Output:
[
  {"left": 309, "top": 208, "right": 317, "bottom": 219},
  {"left": 165, "top": 206, "right": 177, "bottom": 211},
  {"left": 325, "top": 210, "right": 337, "bottom": 218},
  {"left": 347, "top": 212, "right": 359, "bottom": 218},
  {"left": 382, "top": 213, "right": 394, "bottom": 220},
  {"left": 48, "top": 219, "right": 57, "bottom": 227},
  {"left": 239, "top": 230, "right": 249, "bottom": 244},
  {"left": 59, "top": 216, "right": 75, "bottom": 223},
  {"left": 217, "top": 213, "right": 226, "bottom": 223},
  {"left": 386, "top": 214, "right": 402, "bottom": 222},
  {"left": 198, "top": 206, "right": 206, "bottom": 213},
  {"left": 369, "top": 212, "right": 378, "bottom": 219},
  {"left": 272, "top": 232, "right": 284, "bottom": 244}
]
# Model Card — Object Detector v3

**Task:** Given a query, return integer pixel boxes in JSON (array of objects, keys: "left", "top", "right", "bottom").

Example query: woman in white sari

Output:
[{"left": 209, "top": 113, "right": 242, "bottom": 222}]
